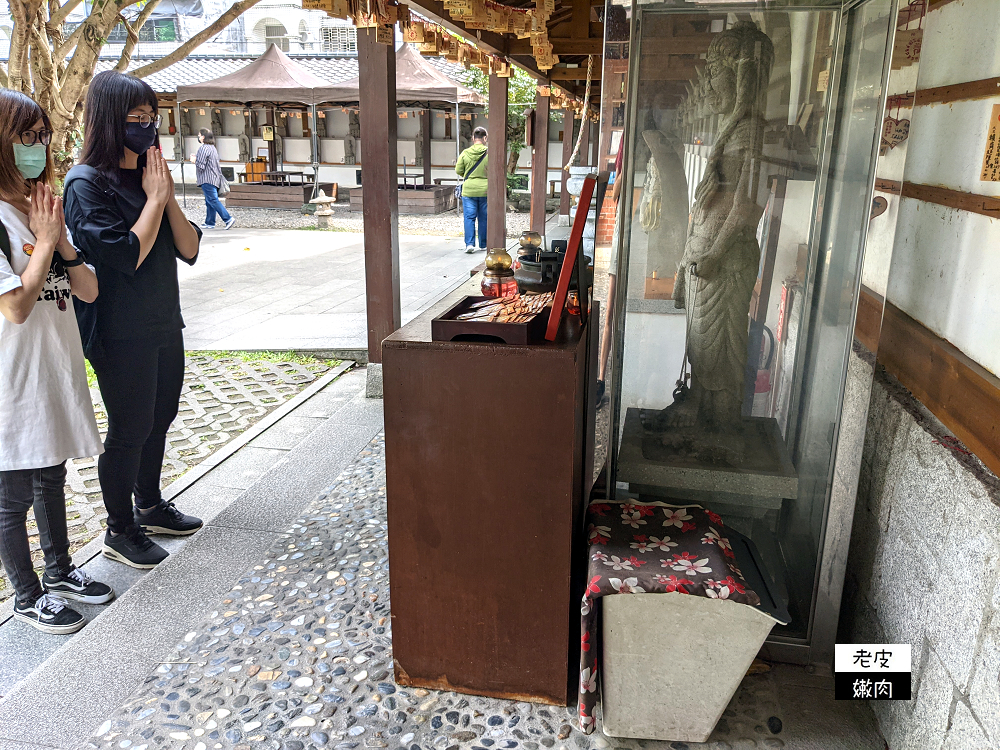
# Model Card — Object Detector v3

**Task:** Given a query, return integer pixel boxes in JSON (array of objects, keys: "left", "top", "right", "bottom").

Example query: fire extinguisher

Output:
[{"left": 752, "top": 326, "right": 776, "bottom": 416}]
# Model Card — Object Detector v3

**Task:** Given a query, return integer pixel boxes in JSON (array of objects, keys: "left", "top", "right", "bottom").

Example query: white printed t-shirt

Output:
[{"left": 0, "top": 201, "right": 102, "bottom": 471}]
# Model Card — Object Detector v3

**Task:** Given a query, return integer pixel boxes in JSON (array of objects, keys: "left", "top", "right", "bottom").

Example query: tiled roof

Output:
[{"left": 96, "top": 49, "right": 475, "bottom": 96}]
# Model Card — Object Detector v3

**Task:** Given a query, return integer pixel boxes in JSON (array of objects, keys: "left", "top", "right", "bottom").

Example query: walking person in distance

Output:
[
  {"left": 64, "top": 71, "right": 204, "bottom": 570},
  {"left": 0, "top": 90, "right": 114, "bottom": 634},
  {"left": 193, "top": 129, "right": 234, "bottom": 230},
  {"left": 456, "top": 127, "right": 489, "bottom": 254}
]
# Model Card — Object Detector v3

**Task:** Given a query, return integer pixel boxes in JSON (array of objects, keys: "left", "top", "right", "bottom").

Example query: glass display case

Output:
[{"left": 606, "top": 0, "right": 899, "bottom": 661}]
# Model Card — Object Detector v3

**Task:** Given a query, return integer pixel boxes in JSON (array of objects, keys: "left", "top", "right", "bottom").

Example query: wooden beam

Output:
[
  {"left": 548, "top": 67, "right": 603, "bottom": 81},
  {"left": 487, "top": 73, "right": 508, "bottom": 250},
  {"left": 874, "top": 177, "right": 902, "bottom": 195},
  {"left": 530, "top": 94, "right": 550, "bottom": 234},
  {"left": 404, "top": 0, "right": 507, "bottom": 55},
  {"left": 358, "top": 28, "right": 401, "bottom": 364},
  {"left": 637, "top": 57, "right": 704, "bottom": 81},
  {"left": 560, "top": 113, "right": 574, "bottom": 216},
  {"left": 509, "top": 38, "right": 602, "bottom": 55},
  {"left": 876, "top": 297, "right": 1000, "bottom": 479},
  {"left": 902, "top": 181, "right": 1000, "bottom": 220},
  {"left": 915, "top": 76, "right": 1000, "bottom": 106},
  {"left": 571, "top": 0, "right": 589, "bottom": 39},
  {"left": 638, "top": 36, "right": 713, "bottom": 55},
  {"left": 549, "top": 20, "right": 604, "bottom": 40},
  {"left": 403, "top": 0, "right": 568, "bottom": 89}
]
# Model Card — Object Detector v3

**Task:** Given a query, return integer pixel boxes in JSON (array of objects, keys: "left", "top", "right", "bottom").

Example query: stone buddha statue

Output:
[{"left": 644, "top": 21, "right": 774, "bottom": 462}]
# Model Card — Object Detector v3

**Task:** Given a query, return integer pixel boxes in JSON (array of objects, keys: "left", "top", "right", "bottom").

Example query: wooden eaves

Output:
[{"left": 404, "top": 0, "right": 604, "bottom": 105}]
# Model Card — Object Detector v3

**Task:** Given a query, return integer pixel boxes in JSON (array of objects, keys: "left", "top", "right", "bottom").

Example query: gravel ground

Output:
[
  {"left": 180, "top": 199, "right": 535, "bottom": 238},
  {"left": 0, "top": 353, "right": 340, "bottom": 604}
]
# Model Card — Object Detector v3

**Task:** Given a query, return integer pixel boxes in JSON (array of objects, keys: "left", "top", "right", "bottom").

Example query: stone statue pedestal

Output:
[{"left": 617, "top": 408, "right": 797, "bottom": 511}]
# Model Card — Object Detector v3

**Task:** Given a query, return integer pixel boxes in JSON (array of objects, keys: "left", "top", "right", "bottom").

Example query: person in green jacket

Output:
[{"left": 455, "top": 127, "right": 488, "bottom": 253}]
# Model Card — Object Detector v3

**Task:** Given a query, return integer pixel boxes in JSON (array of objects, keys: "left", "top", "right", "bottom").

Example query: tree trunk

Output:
[
  {"left": 507, "top": 146, "right": 520, "bottom": 177},
  {"left": 115, "top": 0, "right": 162, "bottom": 71},
  {"left": 7, "top": 0, "right": 261, "bottom": 177}
]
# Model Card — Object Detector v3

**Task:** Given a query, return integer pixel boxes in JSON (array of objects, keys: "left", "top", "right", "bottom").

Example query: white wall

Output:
[{"left": 883, "top": 0, "right": 1000, "bottom": 376}]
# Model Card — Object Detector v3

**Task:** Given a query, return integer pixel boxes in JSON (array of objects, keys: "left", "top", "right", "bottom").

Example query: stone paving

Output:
[
  {"left": 180, "top": 203, "right": 533, "bottom": 239},
  {"left": 0, "top": 353, "right": 336, "bottom": 604},
  {"left": 84, "top": 434, "right": 884, "bottom": 750},
  {"left": 176, "top": 229, "right": 493, "bottom": 353}
]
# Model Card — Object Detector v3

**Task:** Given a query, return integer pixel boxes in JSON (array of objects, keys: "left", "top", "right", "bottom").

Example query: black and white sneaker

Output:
[
  {"left": 135, "top": 500, "right": 203, "bottom": 536},
  {"left": 13, "top": 594, "right": 86, "bottom": 634},
  {"left": 43, "top": 567, "right": 115, "bottom": 605},
  {"left": 102, "top": 527, "right": 169, "bottom": 569}
]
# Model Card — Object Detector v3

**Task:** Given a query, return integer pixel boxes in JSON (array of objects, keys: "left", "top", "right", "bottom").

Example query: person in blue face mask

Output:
[
  {"left": 64, "top": 71, "right": 205, "bottom": 571},
  {"left": 0, "top": 89, "right": 113, "bottom": 634}
]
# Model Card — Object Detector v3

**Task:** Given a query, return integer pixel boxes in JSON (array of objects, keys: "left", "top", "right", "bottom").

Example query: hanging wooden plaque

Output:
[
  {"left": 892, "top": 28, "right": 922, "bottom": 69},
  {"left": 403, "top": 21, "right": 425, "bottom": 42},
  {"left": 982, "top": 104, "right": 1000, "bottom": 182}
]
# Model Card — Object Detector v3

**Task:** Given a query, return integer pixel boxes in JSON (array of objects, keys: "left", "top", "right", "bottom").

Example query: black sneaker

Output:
[
  {"left": 135, "top": 500, "right": 203, "bottom": 536},
  {"left": 102, "top": 526, "right": 168, "bottom": 569},
  {"left": 13, "top": 594, "right": 86, "bottom": 634},
  {"left": 43, "top": 567, "right": 115, "bottom": 604},
  {"left": 596, "top": 379, "right": 606, "bottom": 407}
]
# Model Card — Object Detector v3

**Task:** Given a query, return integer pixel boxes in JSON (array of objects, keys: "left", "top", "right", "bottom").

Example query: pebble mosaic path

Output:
[
  {"left": 0, "top": 353, "right": 335, "bottom": 603},
  {"left": 82, "top": 432, "right": 881, "bottom": 750}
]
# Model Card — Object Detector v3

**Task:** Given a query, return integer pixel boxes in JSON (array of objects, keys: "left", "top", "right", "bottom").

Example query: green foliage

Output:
[
  {"left": 466, "top": 66, "right": 537, "bottom": 176},
  {"left": 507, "top": 174, "right": 528, "bottom": 192}
]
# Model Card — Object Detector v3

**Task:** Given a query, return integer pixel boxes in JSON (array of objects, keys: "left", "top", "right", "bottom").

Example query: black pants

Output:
[
  {"left": 0, "top": 464, "right": 71, "bottom": 603},
  {"left": 90, "top": 331, "right": 185, "bottom": 534}
]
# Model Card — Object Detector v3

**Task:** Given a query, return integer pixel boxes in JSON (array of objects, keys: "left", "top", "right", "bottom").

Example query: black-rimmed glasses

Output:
[
  {"left": 19, "top": 129, "right": 52, "bottom": 146},
  {"left": 126, "top": 114, "right": 162, "bottom": 128}
]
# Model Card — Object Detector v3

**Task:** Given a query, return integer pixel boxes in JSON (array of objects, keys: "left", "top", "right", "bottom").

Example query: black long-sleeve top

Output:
[{"left": 64, "top": 164, "right": 200, "bottom": 358}]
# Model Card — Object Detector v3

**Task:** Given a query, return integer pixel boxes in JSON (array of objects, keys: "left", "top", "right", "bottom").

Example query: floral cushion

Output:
[{"left": 577, "top": 501, "right": 761, "bottom": 733}]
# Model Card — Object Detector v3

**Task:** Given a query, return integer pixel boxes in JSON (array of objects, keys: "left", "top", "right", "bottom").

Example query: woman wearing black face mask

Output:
[{"left": 64, "top": 71, "right": 203, "bottom": 570}]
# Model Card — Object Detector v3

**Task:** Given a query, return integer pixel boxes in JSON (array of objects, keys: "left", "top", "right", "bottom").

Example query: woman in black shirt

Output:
[{"left": 64, "top": 71, "right": 203, "bottom": 569}]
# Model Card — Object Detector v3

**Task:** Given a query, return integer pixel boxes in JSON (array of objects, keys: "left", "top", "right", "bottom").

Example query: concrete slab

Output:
[
  {"left": 166, "top": 483, "right": 244, "bottom": 526},
  {"left": 287, "top": 390, "right": 354, "bottom": 418},
  {"left": 0, "top": 740, "right": 64, "bottom": 750},
  {"left": 195, "top": 446, "right": 289, "bottom": 490},
  {"left": 0, "top": 643, "right": 159, "bottom": 749},
  {"left": 209, "top": 421, "right": 381, "bottom": 533},
  {"left": 246, "top": 415, "right": 328, "bottom": 450},
  {"left": 334, "top": 392, "right": 386, "bottom": 425},
  {"left": 178, "top": 229, "right": 479, "bottom": 351}
]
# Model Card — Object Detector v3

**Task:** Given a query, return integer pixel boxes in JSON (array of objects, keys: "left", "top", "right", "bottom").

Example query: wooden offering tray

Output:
[{"left": 431, "top": 293, "right": 553, "bottom": 345}]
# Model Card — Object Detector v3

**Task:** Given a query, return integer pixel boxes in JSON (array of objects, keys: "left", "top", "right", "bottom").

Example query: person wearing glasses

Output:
[
  {"left": 0, "top": 90, "right": 113, "bottom": 634},
  {"left": 192, "top": 129, "right": 235, "bottom": 230},
  {"left": 63, "top": 71, "right": 204, "bottom": 570}
]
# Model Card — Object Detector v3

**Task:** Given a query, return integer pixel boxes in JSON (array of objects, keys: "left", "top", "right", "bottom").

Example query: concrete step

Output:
[{"left": 0, "top": 365, "right": 384, "bottom": 750}]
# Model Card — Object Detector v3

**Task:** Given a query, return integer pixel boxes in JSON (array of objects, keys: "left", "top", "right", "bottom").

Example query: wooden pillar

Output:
[
  {"left": 530, "top": 92, "right": 550, "bottom": 234},
  {"left": 358, "top": 27, "right": 401, "bottom": 365},
  {"left": 487, "top": 73, "right": 508, "bottom": 251},
  {"left": 422, "top": 108, "right": 432, "bottom": 186},
  {"left": 579, "top": 117, "right": 590, "bottom": 166},
  {"left": 266, "top": 108, "right": 277, "bottom": 172},
  {"left": 559, "top": 114, "right": 574, "bottom": 217},
  {"left": 590, "top": 121, "right": 599, "bottom": 169}
]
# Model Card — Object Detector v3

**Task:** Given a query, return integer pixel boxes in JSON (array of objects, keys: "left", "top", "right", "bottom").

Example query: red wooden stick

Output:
[{"left": 546, "top": 173, "right": 596, "bottom": 341}]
